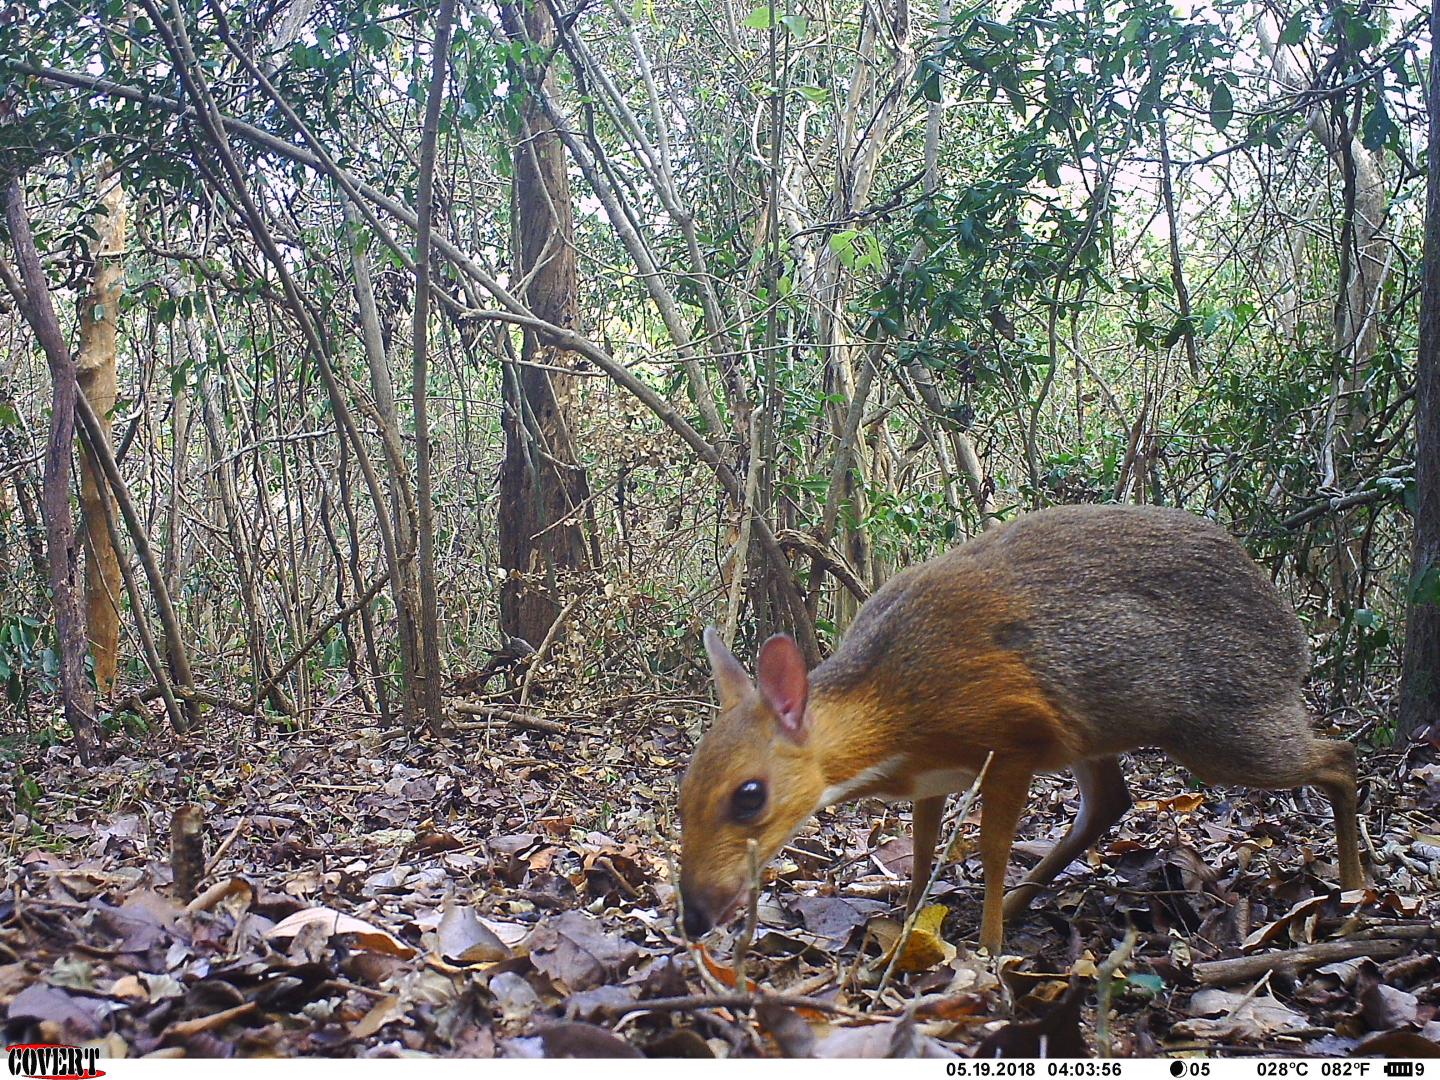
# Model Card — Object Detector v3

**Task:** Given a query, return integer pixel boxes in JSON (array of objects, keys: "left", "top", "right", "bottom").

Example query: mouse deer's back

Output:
[{"left": 950, "top": 504, "right": 1311, "bottom": 759}]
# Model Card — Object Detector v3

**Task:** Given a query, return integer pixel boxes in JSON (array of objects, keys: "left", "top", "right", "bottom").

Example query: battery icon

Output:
[{"left": 1384, "top": 1065, "right": 1415, "bottom": 1077}]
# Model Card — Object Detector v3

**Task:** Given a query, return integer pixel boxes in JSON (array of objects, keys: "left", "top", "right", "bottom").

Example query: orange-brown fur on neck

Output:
[{"left": 806, "top": 574, "right": 1091, "bottom": 793}]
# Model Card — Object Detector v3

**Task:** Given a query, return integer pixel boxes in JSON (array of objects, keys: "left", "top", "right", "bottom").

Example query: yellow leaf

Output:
[{"left": 890, "top": 904, "right": 955, "bottom": 973}]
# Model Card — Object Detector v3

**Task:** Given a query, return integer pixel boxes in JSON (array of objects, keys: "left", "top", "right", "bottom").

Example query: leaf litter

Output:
[{"left": 2, "top": 700, "right": 1437, "bottom": 1058}]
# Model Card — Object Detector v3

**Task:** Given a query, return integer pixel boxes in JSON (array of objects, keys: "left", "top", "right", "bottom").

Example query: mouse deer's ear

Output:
[
  {"left": 703, "top": 626, "right": 753, "bottom": 711},
  {"left": 756, "top": 633, "right": 811, "bottom": 741}
]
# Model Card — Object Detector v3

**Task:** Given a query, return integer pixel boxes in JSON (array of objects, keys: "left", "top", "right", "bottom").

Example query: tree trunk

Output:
[
  {"left": 498, "top": 0, "right": 594, "bottom": 648},
  {"left": 3, "top": 178, "right": 97, "bottom": 759},
  {"left": 75, "top": 168, "right": 126, "bottom": 696},
  {"left": 409, "top": 0, "right": 456, "bottom": 734},
  {"left": 348, "top": 205, "right": 424, "bottom": 728},
  {"left": 1398, "top": 0, "right": 1440, "bottom": 743}
]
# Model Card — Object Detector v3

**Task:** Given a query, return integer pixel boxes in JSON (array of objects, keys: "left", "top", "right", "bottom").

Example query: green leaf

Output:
[
  {"left": 779, "top": 13, "right": 807, "bottom": 38},
  {"left": 829, "top": 229, "right": 862, "bottom": 269},
  {"left": 1209, "top": 82, "right": 1233, "bottom": 131},
  {"left": 1124, "top": 973, "right": 1166, "bottom": 998},
  {"left": 1410, "top": 564, "right": 1440, "bottom": 607},
  {"left": 1280, "top": 12, "right": 1307, "bottom": 45},
  {"left": 976, "top": 17, "right": 1014, "bottom": 42},
  {"left": 742, "top": 6, "right": 775, "bottom": 29},
  {"left": 1361, "top": 97, "right": 1394, "bottom": 150},
  {"left": 1160, "top": 317, "right": 1191, "bottom": 349}
]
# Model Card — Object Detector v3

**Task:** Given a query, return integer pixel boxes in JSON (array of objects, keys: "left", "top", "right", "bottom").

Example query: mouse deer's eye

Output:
[{"left": 730, "top": 779, "right": 767, "bottom": 823}]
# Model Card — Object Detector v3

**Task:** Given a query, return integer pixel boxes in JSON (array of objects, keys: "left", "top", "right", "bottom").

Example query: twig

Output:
[
  {"left": 594, "top": 993, "right": 866, "bottom": 1020},
  {"left": 875, "top": 752, "right": 994, "bottom": 999},
  {"left": 1095, "top": 926, "right": 1139, "bottom": 1058},
  {"left": 518, "top": 588, "right": 588, "bottom": 710},
  {"left": 204, "top": 815, "right": 249, "bottom": 876},
  {"left": 247, "top": 570, "right": 391, "bottom": 712},
  {"left": 1192, "top": 932, "right": 1433, "bottom": 987},
  {"left": 732, "top": 839, "right": 762, "bottom": 991}
]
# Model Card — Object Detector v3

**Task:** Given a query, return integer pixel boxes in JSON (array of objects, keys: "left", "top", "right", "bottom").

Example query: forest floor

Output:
[{"left": 3, "top": 688, "right": 1440, "bottom": 1059}]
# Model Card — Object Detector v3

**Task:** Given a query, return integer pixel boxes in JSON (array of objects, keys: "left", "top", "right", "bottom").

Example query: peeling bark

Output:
[{"left": 75, "top": 168, "right": 125, "bottom": 696}]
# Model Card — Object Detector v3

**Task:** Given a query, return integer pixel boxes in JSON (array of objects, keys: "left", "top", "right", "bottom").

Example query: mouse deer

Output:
[{"left": 678, "top": 504, "right": 1363, "bottom": 952}]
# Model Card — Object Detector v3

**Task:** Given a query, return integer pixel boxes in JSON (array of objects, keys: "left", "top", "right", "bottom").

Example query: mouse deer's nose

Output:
[{"left": 680, "top": 893, "right": 714, "bottom": 938}]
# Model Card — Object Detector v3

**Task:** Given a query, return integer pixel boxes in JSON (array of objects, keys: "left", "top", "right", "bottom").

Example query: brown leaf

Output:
[
  {"left": 488, "top": 971, "right": 542, "bottom": 1024},
  {"left": 1356, "top": 959, "right": 1421, "bottom": 1030},
  {"left": 436, "top": 900, "right": 510, "bottom": 964},
  {"left": 6, "top": 983, "right": 103, "bottom": 1040},
  {"left": 537, "top": 1022, "right": 643, "bottom": 1058},
  {"left": 757, "top": 1002, "right": 815, "bottom": 1058},
  {"left": 973, "top": 977, "right": 1089, "bottom": 1058},
  {"left": 691, "top": 943, "right": 739, "bottom": 989},
  {"left": 349, "top": 994, "right": 405, "bottom": 1039},
  {"left": 791, "top": 895, "right": 885, "bottom": 950},
  {"left": 1175, "top": 988, "right": 1309, "bottom": 1041},
  {"left": 1355, "top": 1030, "right": 1440, "bottom": 1057},
  {"left": 187, "top": 876, "right": 255, "bottom": 915},
  {"left": 814, "top": 1014, "right": 954, "bottom": 1058},
  {"left": 644, "top": 1029, "right": 715, "bottom": 1057},
  {"left": 528, "top": 910, "right": 641, "bottom": 992},
  {"left": 411, "top": 830, "right": 463, "bottom": 854},
  {"left": 489, "top": 833, "right": 541, "bottom": 856}
]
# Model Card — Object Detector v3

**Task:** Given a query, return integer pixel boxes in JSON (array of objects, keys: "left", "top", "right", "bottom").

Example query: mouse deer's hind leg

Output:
[
  {"left": 1004, "top": 755, "right": 1131, "bottom": 919},
  {"left": 1170, "top": 703, "right": 1364, "bottom": 892},
  {"left": 1309, "top": 739, "right": 1364, "bottom": 890}
]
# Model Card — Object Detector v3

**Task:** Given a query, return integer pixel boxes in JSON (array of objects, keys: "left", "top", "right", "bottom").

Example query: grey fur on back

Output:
[
  {"left": 821, "top": 504, "right": 1311, "bottom": 757},
  {"left": 982, "top": 505, "right": 1307, "bottom": 747}
]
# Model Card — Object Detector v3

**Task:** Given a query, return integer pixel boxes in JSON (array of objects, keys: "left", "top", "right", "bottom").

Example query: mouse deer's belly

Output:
[{"left": 908, "top": 766, "right": 980, "bottom": 799}]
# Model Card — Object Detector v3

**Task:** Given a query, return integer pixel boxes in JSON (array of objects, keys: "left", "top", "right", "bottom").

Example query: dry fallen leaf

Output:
[
  {"left": 267, "top": 906, "right": 416, "bottom": 958},
  {"left": 890, "top": 904, "right": 956, "bottom": 973},
  {"left": 349, "top": 994, "right": 406, "bottom": 1039},
  {"left": 435, "top": 900, "right": 511, "bottom": 964},
  {"left": 1173, "top": 989, "right": 1309, "bottom": 1040}
]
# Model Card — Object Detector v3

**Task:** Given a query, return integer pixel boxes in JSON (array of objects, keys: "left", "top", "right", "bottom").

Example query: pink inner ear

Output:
[{"left": 756, "top": 634, "right": 810, "bottom": 737}]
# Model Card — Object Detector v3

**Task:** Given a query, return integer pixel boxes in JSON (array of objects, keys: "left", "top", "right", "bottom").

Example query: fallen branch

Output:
[
  {"left": 453, "top": 704, "right": 569, "bottom": 736},
  {"left": 120, "top": 684, "right": 250, "bottom": 713},
  {"left": 1192, "top": 932, "right": 1433, "bottom": 987}
]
